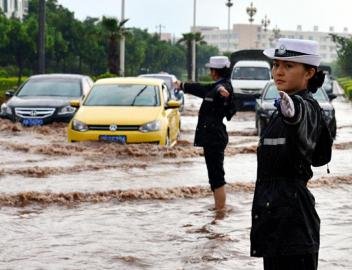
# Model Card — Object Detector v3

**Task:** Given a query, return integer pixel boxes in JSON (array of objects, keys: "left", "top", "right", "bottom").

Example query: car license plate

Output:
[
  {"left": 99, "top": 135, "right": 126, "bottom": 144},
  {"left": 22, "top": 118, "right": 44, "bottom": 126}
]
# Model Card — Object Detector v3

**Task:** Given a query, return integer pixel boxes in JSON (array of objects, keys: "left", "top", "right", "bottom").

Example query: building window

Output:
[
  {"left": 15, "top": 0, "right": 18, "bottom": 10},
  {"left": 3, "top": 0, "right": 8, "bottom": 12}
]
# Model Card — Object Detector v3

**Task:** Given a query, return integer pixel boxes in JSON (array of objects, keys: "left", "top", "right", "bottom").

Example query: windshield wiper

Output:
[{"left": 130, "top": 86, "right": 148, "bottom": 106}]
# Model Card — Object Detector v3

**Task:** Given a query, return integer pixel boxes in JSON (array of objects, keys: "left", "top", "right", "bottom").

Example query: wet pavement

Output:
[{"left": 0, "top": 82, "right": 351, "bottom": 269}]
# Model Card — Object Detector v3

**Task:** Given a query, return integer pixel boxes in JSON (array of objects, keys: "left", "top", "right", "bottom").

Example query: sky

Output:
[{"left": 56, "top": 0, "right": 352, "bottom": 37}]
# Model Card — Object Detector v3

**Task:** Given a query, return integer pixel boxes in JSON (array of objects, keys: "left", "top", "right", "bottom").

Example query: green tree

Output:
[
  {"left": 196, "top": 44, "right": 219, "bottom": 79},
  {"left": 178, "top": 32, "right": 205, "bottom": 80},
  {"left": 330, "top": 34, "right": 352, "bottom": 76},
  {"left": 4, "top": 18, "right": 34, "bottom": 83},
  {"left": 101, "top": 16, "right": 129, "bottom": 75}
]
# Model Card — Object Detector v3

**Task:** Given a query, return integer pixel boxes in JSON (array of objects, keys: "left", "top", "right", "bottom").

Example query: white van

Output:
[{"left": 231, "top": 60, "right": 272, "bottom": 109}]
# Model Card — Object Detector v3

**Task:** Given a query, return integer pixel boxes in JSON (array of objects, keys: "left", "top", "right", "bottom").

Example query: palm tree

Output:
[
  {"left": 101, "top": 16, "right": 129, "bottom": 75},
  {"left": 178, "top": 32, "right": 205, "bottom": 80}
]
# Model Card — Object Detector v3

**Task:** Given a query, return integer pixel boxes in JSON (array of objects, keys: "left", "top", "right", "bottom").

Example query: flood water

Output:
[{"left": 0, "top": 82, "right": 351, "bottom": 269}]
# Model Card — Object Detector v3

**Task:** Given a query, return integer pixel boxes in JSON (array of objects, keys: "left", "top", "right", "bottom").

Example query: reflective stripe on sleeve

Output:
[{"left": 263, "top": 138, "right": 286, "bottom": 145}]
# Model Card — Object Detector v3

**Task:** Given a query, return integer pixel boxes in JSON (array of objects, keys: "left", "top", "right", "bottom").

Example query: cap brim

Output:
[
  {"left": 263, "top": 48, "right": 321, "bottom": 66},
  {"left": 205, "top": 63, "right": 230, "bottom": 69}
]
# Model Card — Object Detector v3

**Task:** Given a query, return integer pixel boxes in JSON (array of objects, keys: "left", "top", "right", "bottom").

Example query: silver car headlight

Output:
[
  {"left": 58, "top": 105, "right": 76, "bottom": 115},
  {"left": 139, "top": 120, "right": 160, "bottom": 133},
  {"left": 1, "top": 103, "right": 12, "bottom": 115},
  {"left": 72, "top": 119, "right": 88, "bottom": 132}
]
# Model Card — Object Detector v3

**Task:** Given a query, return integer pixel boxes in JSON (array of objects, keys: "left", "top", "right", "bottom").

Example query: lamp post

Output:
[
  {"left": 269, "top": 25, "right": 281, "bottom": 47},
  {"left": 119, "top": 0, "right": 125, "bottom": 77},
  {"left": 246, "top": 2, "right": 257, "bottom": 24},
  {"left": 38, "top": 0, "right": 45, "bottom": 74},
  {"left": 273, "top": 25, "right": 281, "bottom": 39},
  {"left": 261, "top": 15, "right": 270, "bottom": 32},
  {"left": 155, "top": 24, "right": 165, "bottom": 40},
  {"left": 191, "top": 0, "right": 197, "bottom": 81},
  {"left": 225, "top": 0, "right": 233, "bottom": 52}
]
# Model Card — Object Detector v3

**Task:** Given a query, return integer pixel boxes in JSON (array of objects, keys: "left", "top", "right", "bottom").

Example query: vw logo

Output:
[
  {"left": 109, "top": 124, "right": 118, "bottom": 131},
  {"left": 30, "top": 110, "right": 37, "bottom": 117}
]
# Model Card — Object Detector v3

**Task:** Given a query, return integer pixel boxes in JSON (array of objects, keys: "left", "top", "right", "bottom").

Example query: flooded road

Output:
[{"left": 0, "top": 82, "right": 351, "bottom": 269}]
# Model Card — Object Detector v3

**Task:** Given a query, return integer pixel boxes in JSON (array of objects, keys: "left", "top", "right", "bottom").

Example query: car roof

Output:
[
  {"left": 139, "top": 73, "right": 176, "bottom": 79},
  {"left": 95, "top": 77, "right": 164, "bottom": 86},
  {"left": 29, "top": 74, "right": 89, "bottom": 80},
  {"left": 234, "top": 60, "right": 271, "bottom": 68}
]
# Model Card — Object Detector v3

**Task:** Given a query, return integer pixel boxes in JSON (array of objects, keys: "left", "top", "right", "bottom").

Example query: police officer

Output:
[
  {"left": 175, "top": 56, "right": 236, "bottom": 211},
  {"left": 250, "top": 38, "right": 327, "bottom": 269}
]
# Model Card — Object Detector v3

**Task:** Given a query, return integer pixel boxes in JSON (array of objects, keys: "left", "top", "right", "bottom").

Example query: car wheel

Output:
[
  {"left": 165, "top": 130, "right": 171, "bottom": 147},
  {"left": 177, "top": 121, "right": 181, "bottom": 140}
]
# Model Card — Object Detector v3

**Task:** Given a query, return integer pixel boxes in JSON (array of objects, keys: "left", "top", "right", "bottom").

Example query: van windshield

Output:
[{"left": 232, "top": 67, "right": 270, "bottom": 80}]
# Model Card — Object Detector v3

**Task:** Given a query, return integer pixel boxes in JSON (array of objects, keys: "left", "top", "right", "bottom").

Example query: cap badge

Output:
[{"left": 277, "top": 45, "right": 286, "bottom": 55}]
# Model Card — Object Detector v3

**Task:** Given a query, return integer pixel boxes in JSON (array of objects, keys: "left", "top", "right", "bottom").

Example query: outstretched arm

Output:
[{"left": 174, "top": 80, "right": 213, "bottom": 99}]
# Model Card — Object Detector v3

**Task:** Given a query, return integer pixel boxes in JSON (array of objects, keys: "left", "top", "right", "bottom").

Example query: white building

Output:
[
  {"left": 0, "top": 0, "right": 28, "bottom": 20},
  {"left": 195, "top": 24, "right": 351, "bottom": 64}
]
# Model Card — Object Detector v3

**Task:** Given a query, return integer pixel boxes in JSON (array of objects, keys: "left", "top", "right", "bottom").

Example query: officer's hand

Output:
[
  {"left": 174, "top": 80, "right": 182, "bottom": 90},
  {"left": 279, "top": 91, "right": 295, "bottom": 118},
  {"left": 217, "top": 86, "right": 230, "bottom": 98}
]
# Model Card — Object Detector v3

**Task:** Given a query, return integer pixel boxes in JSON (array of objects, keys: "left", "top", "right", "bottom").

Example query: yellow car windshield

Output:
[{"left": 84, "top": 84, "right": 160, "bottom": 106}]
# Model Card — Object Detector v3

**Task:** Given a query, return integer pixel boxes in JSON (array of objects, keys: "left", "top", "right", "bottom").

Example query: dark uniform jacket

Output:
[
  {"left": 183, "top": 79, "right": 234, "bottom": 147},
  {"left": 251, "top": 90, "right": 321, "bottom": 257}
]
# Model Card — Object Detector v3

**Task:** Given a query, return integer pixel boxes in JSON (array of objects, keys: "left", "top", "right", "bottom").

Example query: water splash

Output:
[{"left": 1, "top": 175, "right": 351, "bottom": 207}]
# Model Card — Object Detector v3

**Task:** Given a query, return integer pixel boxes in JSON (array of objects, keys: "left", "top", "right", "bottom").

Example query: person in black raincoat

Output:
[
  {"left": 174, "top": 56, "right": 236, "bottom": 211},
  {"left": 250, "top": 38, "right": 328, "bottom": 270}
]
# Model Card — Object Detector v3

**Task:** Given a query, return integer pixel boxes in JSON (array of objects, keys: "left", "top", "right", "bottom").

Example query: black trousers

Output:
[
  {"left": 203, "top": 145, "right": 226, "bottom": 191},
  {"left": 263, "top": 253, "right": 318, "bottom": 270}
]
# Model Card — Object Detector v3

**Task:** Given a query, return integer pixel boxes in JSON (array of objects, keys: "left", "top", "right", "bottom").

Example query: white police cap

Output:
[
  {"left": 263, "top": 38, "right": 321, "bottom": 66},
  {"left": 205, "top": 56, "right": 231, "bottom": 69}
]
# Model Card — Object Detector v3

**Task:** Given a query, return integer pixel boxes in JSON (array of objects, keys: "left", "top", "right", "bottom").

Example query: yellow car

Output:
[{"left": 67, "top": 77, "right": 181, "bottom": 146}]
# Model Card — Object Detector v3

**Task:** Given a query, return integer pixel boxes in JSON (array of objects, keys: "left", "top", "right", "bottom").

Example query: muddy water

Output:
[{"left": 0, "top": 84, "right": 352, "bottom": 269}]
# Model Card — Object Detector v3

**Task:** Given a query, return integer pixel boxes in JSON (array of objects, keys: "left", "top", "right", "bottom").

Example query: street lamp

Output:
[
  {"left": 155, "top": 24, "right": 165, "bottom": 40},
  {"left": 273, "top": 25, "right": 281, "bottom": 39},
  {"left": 225, "top": 0, "right": 233, "bottom": 52},
  {"left": 192, "top": 0, "right": 197, "bottom": 81},
  {"left": 119, "top": 0, "right": 125, "bottom": 77},
  {"left": 38, "top": 0, "right": 45, "bottom": 74},
  {"left": 246, "top": 2, "right": 257, "bottom": 24},
  {"left": 261, "top": 15, "right": 270, "bottom": 32}
]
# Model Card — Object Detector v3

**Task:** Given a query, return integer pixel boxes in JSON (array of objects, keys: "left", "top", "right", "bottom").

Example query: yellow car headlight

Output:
[
  {"left": 139, "top": 120, "right": 160, "bottom": 133},
  {"left": 72, "top": 119, "right": 88, "bottom": 132}
]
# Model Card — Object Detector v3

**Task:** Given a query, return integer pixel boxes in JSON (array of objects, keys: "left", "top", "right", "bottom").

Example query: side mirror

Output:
[
  {"left": 328, "top": 93, "right": 337, "bottom": 101},
  {"left": 70, "top": 100, "right": 81, "bottom": 108},
  {"left": 254, "top": 93, "right": 261, "bottom": 99},
  {"left": 166, "top": 100, "right": 180, "bottom": 109},
  {"left": 5, "top": 90, "right": 15, "bottom": 97}
]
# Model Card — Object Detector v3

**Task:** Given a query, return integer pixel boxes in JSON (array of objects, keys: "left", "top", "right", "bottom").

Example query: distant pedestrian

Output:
[
  {"left": 250, "top": 38, "right": 329, "bottom": 270},
  {"left": 174, "top": 56, "right": 236, "bottom": 211}
]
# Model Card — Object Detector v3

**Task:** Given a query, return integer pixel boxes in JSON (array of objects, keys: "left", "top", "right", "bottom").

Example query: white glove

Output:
[{"left": 279, "top": 91, "right": 295, "bottom": 118}]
